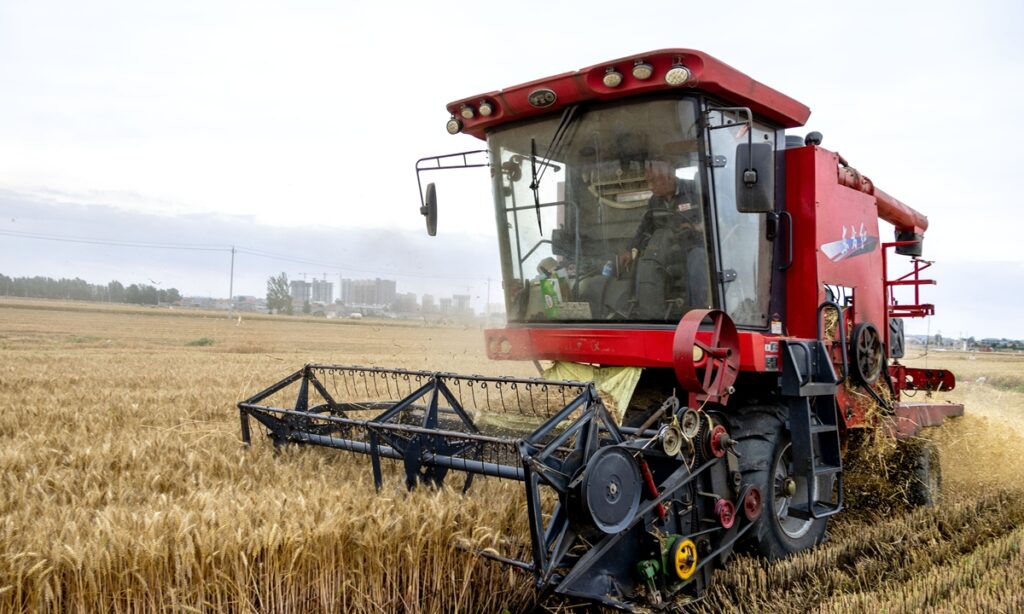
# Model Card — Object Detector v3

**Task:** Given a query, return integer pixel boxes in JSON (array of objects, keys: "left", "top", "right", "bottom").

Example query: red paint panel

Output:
[
  {"left": 783, "top": 146, "right": 823, "bottom": 340},
  {"left": 449, "top": 49, "right": 810, "bottom": 139},
  {"left": 890, "top": 365, "right": 957, "bottom": 392},
  {"left": 784, "top": 147, "right": 886, "bottom": 338},
  {"left": 484, "top": 327, "right": 776, "bottom": 373},
  {"left": 890, "top": 402, "right": 964, "bottom": 438}
]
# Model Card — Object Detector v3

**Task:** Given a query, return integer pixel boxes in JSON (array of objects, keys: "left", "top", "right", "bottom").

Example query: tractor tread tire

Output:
[
  {"left": 729, "top": 405, "right": 829, "bottom": 560},
  {"left": 907, "top": 439, "right": 942, "bottom": 507}
]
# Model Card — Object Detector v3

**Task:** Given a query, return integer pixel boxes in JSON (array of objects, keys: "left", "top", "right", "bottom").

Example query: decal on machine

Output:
[
  {"left": 821, "top": 223, "right": 878, "bottom": 263},
  {"left": 764, "top": 341, "right": 779, "bottom": 371}
]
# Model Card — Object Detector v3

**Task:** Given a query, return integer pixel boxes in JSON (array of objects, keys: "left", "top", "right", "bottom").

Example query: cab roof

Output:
[{"left": 446, "top": 49, "right": 811, "bottom": 139}]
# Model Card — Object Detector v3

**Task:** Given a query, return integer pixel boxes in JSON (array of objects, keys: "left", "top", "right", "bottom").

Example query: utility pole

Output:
[
  {"left": 228, "top": 245, "right": 235, "bottom": 319},
  {"left": 485, "top": 278, "right": 491, "bottom": 323}
]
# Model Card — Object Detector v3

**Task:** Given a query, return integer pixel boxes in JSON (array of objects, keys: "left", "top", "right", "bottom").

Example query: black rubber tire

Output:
[
  {"left": 729, "top": 406, "right": 829, "bottom": 559},
  {"left": 905, "top": 439, "right": 942, "bottom": 507}
]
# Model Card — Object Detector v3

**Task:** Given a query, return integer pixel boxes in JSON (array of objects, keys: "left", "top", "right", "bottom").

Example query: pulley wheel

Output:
[
  {"left": 743, "top": 486, "right": 764, "bottom": 521},
  {"left": 672, "top": 309, "right": 741, "bottom": 404},
  {"left": 680, "top": 408, "right": 701, "bottom": 439},
  {"left": 581, "top": 446, "right": 643, "bottom": 534},
  {"left": 660, "top": 424, "right": 683, "bottom": 456},
  {"left": 708, "top": 424, "right": 729, "bottom": 459},
  {"left": 671, "top": 538, "right": 698, "bottom": 581},
  {"left": 714, "top": 498, "right": 736, "bottom": 529},
  {"left": 851, "top": 322, "right": 884, "bottom": 385}
]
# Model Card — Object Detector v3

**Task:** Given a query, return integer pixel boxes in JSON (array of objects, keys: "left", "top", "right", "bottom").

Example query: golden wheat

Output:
[{"left": 0, "top": 299, "right": 1021, "bottom": 613}]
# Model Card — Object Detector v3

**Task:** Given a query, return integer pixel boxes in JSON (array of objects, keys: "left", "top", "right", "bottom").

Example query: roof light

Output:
[
  {"left": 459, "top": 104, "right": 475, "bottom": 120},
  {"left": 665, "top": 65, "right": 691, "bottom": 86},
  {"left": 602, "top": 67, "right": 623, "bottom": 88},
  {"left": 632, "top": 60, "right": 654, "bottom": 80},
  {"left": 446, "top": 116, "right": 462, "bottom": 135},
  {"left": 478, "top": 100, "right": 493, "bottom": 117}
]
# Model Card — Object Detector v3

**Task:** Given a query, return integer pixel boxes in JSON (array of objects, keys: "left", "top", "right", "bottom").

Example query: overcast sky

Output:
[{"left": 1, "top": 0, "right": 1022, "bottom": 337}]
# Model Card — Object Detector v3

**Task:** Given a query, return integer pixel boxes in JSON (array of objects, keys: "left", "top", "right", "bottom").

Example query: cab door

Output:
[{"left": 705, "top": 108, "right": 777, "bottom": 328}]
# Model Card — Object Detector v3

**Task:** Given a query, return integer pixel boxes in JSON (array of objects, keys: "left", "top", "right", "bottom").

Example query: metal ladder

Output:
[{"left": 780, "top": 332, "right": 844, "bottom": 520}]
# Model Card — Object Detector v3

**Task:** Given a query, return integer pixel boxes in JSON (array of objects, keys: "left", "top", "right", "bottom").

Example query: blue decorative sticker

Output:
[{"left": 821, "top": 223, "right": 878, "bottom": 263}]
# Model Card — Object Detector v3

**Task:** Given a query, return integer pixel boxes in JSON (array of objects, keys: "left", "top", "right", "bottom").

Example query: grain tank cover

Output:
[{"left": 446, "top": 49, "right": 811, "bottom": 138}]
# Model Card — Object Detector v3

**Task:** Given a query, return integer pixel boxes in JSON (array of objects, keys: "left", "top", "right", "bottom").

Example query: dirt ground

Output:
[{"left": 0, "top": 298, "right": 1021, "bottom": 613}]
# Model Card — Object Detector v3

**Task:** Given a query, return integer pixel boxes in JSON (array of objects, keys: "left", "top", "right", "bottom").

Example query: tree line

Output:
[{"left": 0, "top": 274, "right": 182, "bottom": 305}]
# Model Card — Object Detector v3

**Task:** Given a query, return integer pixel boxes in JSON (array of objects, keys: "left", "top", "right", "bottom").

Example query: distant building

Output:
[
  {"left": 311, "top": 279, "right": 333, "bottom": 304},
  {"left": 453, "top": 294, "right": 472, "bottom": 315},
  {"left": 421, "top": 293, "right": 436, "bottom": 313},
  {"left": 341, "top": 277, "right": 397, "bottom": 307},
  {"left": 392, "top": 292, "right": 418, "bottom": 313},
  {"left": 181, "top": 296, "right": 236, "bottom": 311},
  {"left": 339, "top": 278, "right": 353, "bottom": 303},
  {"left": 233, "top": 295, "right": 266, "bottom": 313},
  {"left": 289, "top": 280, "right": 311, "bottom": 302},
  {"left": 439, "top": 297, "right": 452, "bottom": 315}
]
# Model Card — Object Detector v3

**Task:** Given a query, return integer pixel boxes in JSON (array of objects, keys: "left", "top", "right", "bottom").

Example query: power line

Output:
[
  {"left": 0, "top": 227, "right": 490, "bottom": 282},
  {"left": 0, "top": 228, "right": 231, "bottom": 252},
  {"left": 235, "top": 246, "right": 487, "bottom": 281}
]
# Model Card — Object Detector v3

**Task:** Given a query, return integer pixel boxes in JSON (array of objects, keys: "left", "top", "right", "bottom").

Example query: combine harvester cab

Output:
[{"left": 240, "top": 49, "right": 962, "bottom": 610}]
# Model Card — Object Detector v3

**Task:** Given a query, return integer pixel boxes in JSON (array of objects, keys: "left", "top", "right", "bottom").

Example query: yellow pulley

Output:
[{"left": 672, "top": 538, "right": 698, "bottom": 581}]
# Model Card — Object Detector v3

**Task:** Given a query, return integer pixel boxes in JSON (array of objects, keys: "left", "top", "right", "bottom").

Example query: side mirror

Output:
[
  {"left": 420, "top": 183, "right": 437, "bottom": 236},
  {"left": 735, "top": 142, "right": 774, "bottom": 213}
]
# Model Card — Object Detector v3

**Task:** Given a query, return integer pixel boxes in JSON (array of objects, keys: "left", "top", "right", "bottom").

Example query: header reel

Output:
[{"left": 239, "top": 364, "right": 761, "bottom": 611}]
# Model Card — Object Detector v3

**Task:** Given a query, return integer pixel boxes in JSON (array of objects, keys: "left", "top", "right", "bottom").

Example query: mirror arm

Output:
[
  {"left": 706, "top": 106, "right": 757, "bottom": 184},
  {"left": 414, "top": 149, "right": 489, "bottom": 211}
]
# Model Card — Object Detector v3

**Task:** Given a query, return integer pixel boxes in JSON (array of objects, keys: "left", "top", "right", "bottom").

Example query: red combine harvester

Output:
[{"left": 240, "top": 49, "right": 962, "bottom": 610}]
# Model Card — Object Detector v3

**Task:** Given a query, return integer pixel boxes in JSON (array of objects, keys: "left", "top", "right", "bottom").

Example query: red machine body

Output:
[{"left": 445, "top": 48, "right": 960, "bottom": 437}]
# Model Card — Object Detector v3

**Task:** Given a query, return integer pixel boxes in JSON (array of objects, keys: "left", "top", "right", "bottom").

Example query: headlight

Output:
[
  {"left": 602, "top": 67, "right": 624, "bottom": 88},
  {"left": 632, "top": 61, "right": 654, "bottom": 80},
  {"left": 665, "top": 65, "right": 691, "bottom": 86}
]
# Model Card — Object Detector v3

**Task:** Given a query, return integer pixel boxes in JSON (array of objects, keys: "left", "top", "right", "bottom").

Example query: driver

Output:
[
  {"left": 619, "top": 159, "right": 709, "bottom": 317},
  {"left": 623, "top": 159, "right": 702, "bottom": 258}
]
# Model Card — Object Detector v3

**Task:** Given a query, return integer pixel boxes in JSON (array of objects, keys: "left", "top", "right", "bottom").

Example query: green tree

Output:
[
  {"left": 107, "top": 280, "right": 125, "bottom": 302},
  {"left": 266, "top": 273, "right": 292, "bottom": 315},
  {"left": 302, "top": 300, "right": 311, "bottom": 315}
]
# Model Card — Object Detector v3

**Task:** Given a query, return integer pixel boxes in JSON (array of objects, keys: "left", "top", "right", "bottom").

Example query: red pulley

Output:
[
  {"left": 714, "top": 498, "right": 735, "bottom": 529},
  {"left": 743, "top": 486, "right": 763, "bottom": 521},
  {"left": 708, "top": 424, "right": 728, "bottom": 459}
]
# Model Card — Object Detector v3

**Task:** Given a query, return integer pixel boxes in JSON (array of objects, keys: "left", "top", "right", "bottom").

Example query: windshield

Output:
[{"left": 489, "top": 97, "right": 713, "bottom": 324}]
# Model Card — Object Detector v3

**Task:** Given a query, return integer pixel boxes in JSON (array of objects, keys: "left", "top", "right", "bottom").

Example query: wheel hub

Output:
[
  {"left": 773, "top": 443, "right": 814, "bottom": 539},
  {"left": 580, "top": 446, "right": 643, "bottom": 534},
  {"left": 781, "top": 477, "right": 797, "bottom": 498}
]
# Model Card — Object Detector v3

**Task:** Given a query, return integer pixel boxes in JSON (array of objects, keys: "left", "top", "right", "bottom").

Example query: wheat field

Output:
[{"left": 1, "top": 298, "right": 1022, "bottom": 613}]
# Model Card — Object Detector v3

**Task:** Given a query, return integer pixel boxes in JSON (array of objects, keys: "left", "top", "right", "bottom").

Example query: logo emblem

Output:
[
  {"left": 821, "top": 223, "right": 879, "bottom": 263},
  {"left": 528, "top": 88, "right": 557, "bottom": 108}
]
